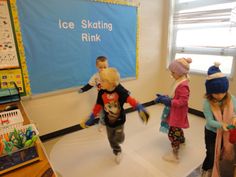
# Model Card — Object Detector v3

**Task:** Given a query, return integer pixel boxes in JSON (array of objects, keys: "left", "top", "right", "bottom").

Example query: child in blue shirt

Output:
[{"left": 201, "top": 62, "right": 236, "bottom": 177}]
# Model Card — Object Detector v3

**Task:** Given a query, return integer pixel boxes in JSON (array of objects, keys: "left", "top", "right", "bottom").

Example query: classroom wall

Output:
[
  {"left": 22, "top": 0, "right": 236, "bottom": 136},
  {"left": 22, "top": 0, "right": 165, "bottom": 135}
]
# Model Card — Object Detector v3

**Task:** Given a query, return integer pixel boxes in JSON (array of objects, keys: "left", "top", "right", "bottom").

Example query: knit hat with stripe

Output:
[
  {"left": 205, "top": 62, "right": 229, "bottom": 94},
  {"left": 168, "top": 58, "right": 192, "bottom": 76}
]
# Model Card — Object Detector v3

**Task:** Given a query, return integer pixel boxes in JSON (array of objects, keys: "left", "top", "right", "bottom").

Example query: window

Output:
[{"left": 168, "top": 0, "right": 236, "bottom": 76}]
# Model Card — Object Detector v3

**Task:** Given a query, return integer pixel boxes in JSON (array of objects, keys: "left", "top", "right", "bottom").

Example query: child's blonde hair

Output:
[{"left": 100, "top": 67, "right": 120, "bottom": 86}]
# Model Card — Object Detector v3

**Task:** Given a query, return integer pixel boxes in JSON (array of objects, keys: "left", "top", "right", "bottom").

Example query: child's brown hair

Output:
[
  {"left": 205, "top": 92, "right": 231, "bottom": 112},
  {"left": 96, "top": 56, "right": 107, "bottom": 65}
]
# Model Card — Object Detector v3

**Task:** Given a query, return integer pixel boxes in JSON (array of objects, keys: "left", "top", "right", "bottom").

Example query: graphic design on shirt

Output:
[
  {"left": 95, "top": 78, "right": 101, "bottom": 91},
  {"left": 102, "top": 92, "right": 121, "bottom": 124}
]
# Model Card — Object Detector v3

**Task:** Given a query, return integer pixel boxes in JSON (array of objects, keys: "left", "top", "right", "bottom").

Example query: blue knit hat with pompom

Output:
[{"left": 205, "top": 62, "right": 229, "bottom": 94}]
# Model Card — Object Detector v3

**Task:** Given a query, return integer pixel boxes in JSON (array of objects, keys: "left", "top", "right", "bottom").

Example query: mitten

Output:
[
  {"left": 154, "top": 94, "right": 164, "bottom": 103},
  {"left": 155, "top": 94, "right": 171, "bottom": 107},
  {"left": 85, "top": 113, "right": 96, "bottom": 126},
  {"left": 221, "top": 122, "right": 228, "bottom": 131},
  {"left": 136, "top": 104, "right": 150, "bottom": 124}
]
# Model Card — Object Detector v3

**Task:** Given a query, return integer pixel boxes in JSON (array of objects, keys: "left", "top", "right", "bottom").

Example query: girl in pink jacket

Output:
[{"left": 155, "top": 58, "right": 192, "bottom": 163}]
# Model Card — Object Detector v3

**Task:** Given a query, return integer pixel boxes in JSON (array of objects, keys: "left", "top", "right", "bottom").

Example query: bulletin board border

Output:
[
  {"left": 6, "top": 0, "right": 140, "bottom": 98},
  {"left": 8, "top": 0, "right": 31, "bottom": 96}
]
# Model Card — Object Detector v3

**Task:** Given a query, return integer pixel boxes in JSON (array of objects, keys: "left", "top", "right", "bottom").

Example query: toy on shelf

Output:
[
  {"left": 0, "top": 123, "right": 40, "bottom": 174},
  {"left": 0, "top": 124, "right": 39, "bottom": 155}
]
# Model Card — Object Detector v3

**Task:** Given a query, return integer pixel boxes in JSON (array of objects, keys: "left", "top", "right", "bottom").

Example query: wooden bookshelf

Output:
[{"left": 0, "top": 101, "right": 56, "bottom": 177}]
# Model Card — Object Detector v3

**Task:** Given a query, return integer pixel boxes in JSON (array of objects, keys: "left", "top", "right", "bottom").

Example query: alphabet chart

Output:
[{"left": 0, "top": 0, "right": 19, "bottom": 69}]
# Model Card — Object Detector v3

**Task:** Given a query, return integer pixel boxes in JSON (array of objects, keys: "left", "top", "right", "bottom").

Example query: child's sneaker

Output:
[
  {"left": 201, "top": 169, "right": 212, "bottom": 177},
  {"left": 115, "top": 152, "right": 122, "bottom": 164},
  {"left": 201, "top": 170, "right": 207, "bottom": 177},
  {"left": 162, "top": 152, "right": 179, "bottom": 163}
]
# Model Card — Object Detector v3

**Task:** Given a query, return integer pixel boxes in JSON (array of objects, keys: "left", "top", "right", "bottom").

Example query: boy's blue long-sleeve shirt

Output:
[{"left": 203, "top": 95, "right": 236, "bottom": 133}]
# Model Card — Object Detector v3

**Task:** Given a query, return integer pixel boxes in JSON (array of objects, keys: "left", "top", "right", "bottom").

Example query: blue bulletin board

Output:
[{"left": 16, "top": 0, "right": 138, "bottom": 95}]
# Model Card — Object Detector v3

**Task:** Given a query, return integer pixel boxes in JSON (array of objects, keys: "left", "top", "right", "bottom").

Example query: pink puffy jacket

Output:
[{"left": 167, "top": 80, "right": 190, "bottom": 128}]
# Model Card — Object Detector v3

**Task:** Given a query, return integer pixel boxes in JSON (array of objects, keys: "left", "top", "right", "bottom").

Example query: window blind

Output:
[{"left": 168, "top": 0, "right": 236, "bottom": 75}]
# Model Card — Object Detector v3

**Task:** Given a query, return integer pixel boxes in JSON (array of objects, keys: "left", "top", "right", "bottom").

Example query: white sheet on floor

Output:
[{"left": 45, "top": 105, "right": 206, "bottom": 177}]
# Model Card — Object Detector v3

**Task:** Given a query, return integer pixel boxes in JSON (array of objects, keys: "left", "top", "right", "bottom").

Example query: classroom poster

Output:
[
  {"left": 0, "top": 0, "right": 19, "bottom": 69},
  {"left": 0, "top": 0, "right": 30, "bottom": 95},
  {"left": 0, "top": 69, "right": 23, "bottom": 91}
]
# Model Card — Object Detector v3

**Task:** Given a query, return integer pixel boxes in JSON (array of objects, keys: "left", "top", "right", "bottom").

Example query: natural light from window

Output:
[
  {"left": 176, "top": 28, "right": 236, "bottom": 47},
  {"left": 175, "top": 53, "right": 233, "bottom": 75},
  {"left": 173, "top": 1, "right": 236, "bottom": 76}
]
